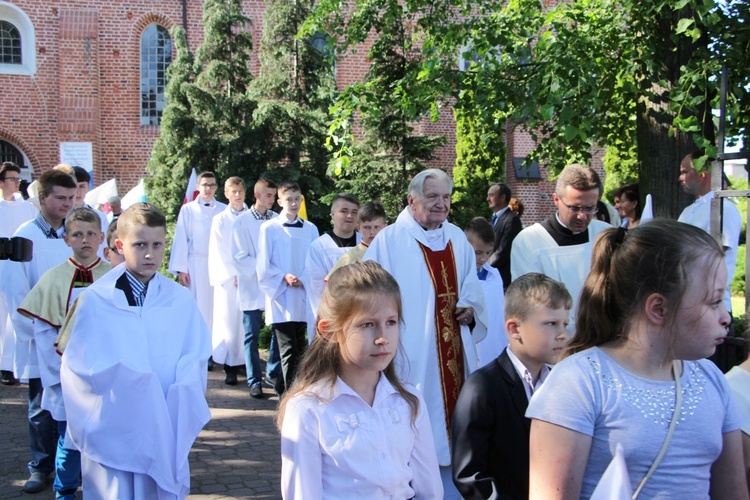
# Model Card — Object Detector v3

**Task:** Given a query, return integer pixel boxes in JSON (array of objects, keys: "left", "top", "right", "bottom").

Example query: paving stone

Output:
[{"left": 0, "top": 367, "right": 283, "bottom": 499}]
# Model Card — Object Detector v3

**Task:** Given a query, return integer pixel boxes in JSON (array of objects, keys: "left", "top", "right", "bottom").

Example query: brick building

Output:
[{"left": 0, "top": 0, "right": 604, "bottom": 226}]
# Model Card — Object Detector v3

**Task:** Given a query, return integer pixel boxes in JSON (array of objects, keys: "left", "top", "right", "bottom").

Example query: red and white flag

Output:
[{"left": 183, "top": 168, "right": 199, "bottom": 204}]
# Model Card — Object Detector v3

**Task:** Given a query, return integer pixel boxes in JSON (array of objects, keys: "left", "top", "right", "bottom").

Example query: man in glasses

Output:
[
  {"left": 169, "top": 171, "right": 227, "bottom": 336},
  {"left": 510, "top": 163, "right": 609, "bottom": 333},
  {"left": 0, "top": 162, "right": 38, "bottom": 386}
]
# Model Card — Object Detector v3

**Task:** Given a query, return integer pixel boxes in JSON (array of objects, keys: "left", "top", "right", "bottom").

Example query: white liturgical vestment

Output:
[
  {"left": 208, "top": 204, "right": 247, "bottom": 367},
  {"left": 257, "top": 216, "right": 319, "bottom": 324},
  {"left": 364, "top": 207, "right": 487, "bottom": 465},
  {"left": 510, "top": 219, "right": 610, "bottom": 334},
  {"left": 168, "top": 198, "right": 226, "bottom": 331},
  {"left": 304, "top": 232, "right": 361, "bottom": 340},
  {"left": 60, "top": 269, "right": 211, "bottom": 499},
  {"left": 2, "top": 220, "right": 71, "bottom": 380},
  {"left": 0, "top": 197, "right": 37, "bottom": 373}
]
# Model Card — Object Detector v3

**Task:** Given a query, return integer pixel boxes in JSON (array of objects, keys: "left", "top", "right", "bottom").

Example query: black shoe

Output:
[
  {"left": 23, "top": 471, "right": 50, "bottom": 493},
  {"left": 249, "top": 382, "right": 263, "bottom": 398},
  {"left": 274, "top": 378, "right": 285, "bottom": 397},
  {"left": 0, "top": 370, "right": 16, "bottom": 385},
  {"left": 263, "top": 376, "right": 276, "bottom": 389},
  {"left": 224, "top": 372, "right": 238, "bottom": 386},
  {"left": 207, "top": 357, "right": 215, "bottom": 371}
]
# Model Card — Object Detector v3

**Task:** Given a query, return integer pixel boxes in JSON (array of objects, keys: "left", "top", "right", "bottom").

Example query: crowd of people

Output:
[{"left": 0, "top": 157, "right": 747, "bottom": 499}]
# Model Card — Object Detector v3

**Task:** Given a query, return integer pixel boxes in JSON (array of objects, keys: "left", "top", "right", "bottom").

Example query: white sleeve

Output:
[
  {"left": 280, "top": 399, "right": 324, "bottom": 499},
  {"left": 510, "top": 229, "right": 538, "bottom": 282},
  {"left": 257, "top": 224, "right": 287, "bottom": 301},
  {"left": 408, "top": 392, "right": 444, "bottom": 499},
  {"left": 207, "top": 214, "right": 235, "bottom": 286},
  {"left": 304, "top": 241, "right": 328, "bottom": 319},
  {"left": 231, "top": 218, "right": 258, "bottom": 281},
  {"left": 168, "top": 205, "right": 190, "bottom": 275}
]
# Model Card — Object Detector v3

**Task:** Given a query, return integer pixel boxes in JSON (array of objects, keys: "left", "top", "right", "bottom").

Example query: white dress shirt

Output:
[{"left": 281, "top": 374, "right": 443, "bottom": 499}]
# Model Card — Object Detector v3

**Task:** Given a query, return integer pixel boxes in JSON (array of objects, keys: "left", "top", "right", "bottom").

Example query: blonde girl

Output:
[
  {"left": 277, "top": 260, "right": 442, "bottom": 499},
  {"left": 526, "top": 219, "right": 746, "bottom": 499}
]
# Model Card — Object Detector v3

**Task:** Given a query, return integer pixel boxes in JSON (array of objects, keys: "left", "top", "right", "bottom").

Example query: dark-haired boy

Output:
[
  {"left": 451, "top": 273, "right": 571, "bottom": 499},
  {"left": 326, "top": 201, "right": 387, "bottom": 279},
  {"left": 18, "top": 207, "right": 110, "bottom": 500},
  {"left": 57, "top": 203, "right": 211, "bottom": 498},
  {"left": 304, "top": 193, "right": 360, "bottom": 337},
  {"left": 258, "top": 182, "right": 318, "bottom": 394},
  {"left": 232, "top": 178, "right": 280, "bottom": 398},
  {"left": 464, "top": 217, "right": 506, "bottom": 367}
]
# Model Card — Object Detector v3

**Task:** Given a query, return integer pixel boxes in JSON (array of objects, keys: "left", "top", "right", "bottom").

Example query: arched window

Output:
[
  {"left": 0, "top": 2, "right": 36, "bottom": 75},
  {"left": 0, "top": 139, "right": 32, "bottom": 182},
  {"left": 140, "top": 24, "right": 172, "bottom": 126},
  {"left": 0, "top": 20, "right": 21, "bottom": 64}
]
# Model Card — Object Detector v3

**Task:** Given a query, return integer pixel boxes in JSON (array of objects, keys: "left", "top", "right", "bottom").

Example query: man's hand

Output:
[
  {"left": 455, "top": 306, "right": 474, "bottom": 326},
  {"left": 178, "top": 272, "right": 191, "bottom": 287}
]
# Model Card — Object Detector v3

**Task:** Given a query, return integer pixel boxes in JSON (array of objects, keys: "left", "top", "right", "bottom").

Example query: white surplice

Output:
[
  {"left": 257, "top": 217, "right": 319, "bottom": 324},
  {"left": 476, "top": 263, "right": 507, "bottom": 368},
  {"left": 232, "top": 210, "right": 278, "bottom": 312},
  {"left": 510, "top": 219, "right": 610, "bottom": 334},
  {"left": 168, "top": 198, "right": 226, "bottom": 331},
  {"left": 60, "top": 269, "right": 211, "bottom": 500},
  {"left": 678, "top": 191, "right": 741, "bottom": 311},
  {"left": 364, "top": 207, "right": 487, "bottom": 465},
  {"left": 208, "top": 204, "right": 247, "bottom": 367},
  {"left": 1, "top": 220, "right": 71, "bottom": 381},
  {"left": 304, "top": 232, "right": 361, "bottom": 340},
  {"left": 0, "top": 197, "right": 38, "bottom": 372}
]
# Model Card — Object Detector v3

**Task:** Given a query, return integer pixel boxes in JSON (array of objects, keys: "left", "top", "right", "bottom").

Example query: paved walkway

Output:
[{"left": 0, "top": 367, "right": 283, "bottom": 499}]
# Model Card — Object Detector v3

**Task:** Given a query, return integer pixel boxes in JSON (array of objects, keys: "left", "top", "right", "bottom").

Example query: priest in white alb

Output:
[
  {"left": 169, "top": 171, "right": 226, "bottom": 333},
  {"left": 208, "top": 177, "right": 248, "bottom": 386},
  {"left": 364, "top": 168, "right": 487, "bottom": 499}
]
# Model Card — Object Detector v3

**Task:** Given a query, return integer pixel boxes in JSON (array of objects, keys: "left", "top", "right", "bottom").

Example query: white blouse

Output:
[{"left": 280, "top": 374, "right": 443, "bottom": 499}]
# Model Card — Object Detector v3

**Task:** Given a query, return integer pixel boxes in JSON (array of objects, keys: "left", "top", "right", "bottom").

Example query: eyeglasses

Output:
[
  {"left": 558, "top": 197, "right": 598, "bottom": 215},
  {"left": 200, "top": 183, "right": 218, "bottom": 188},
  {"left": 2, "top": 176, "right": 21, "bottom": 183}
]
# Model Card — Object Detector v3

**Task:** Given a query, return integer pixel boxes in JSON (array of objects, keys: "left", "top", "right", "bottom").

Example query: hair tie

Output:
[{"left": 615, "top": 226, "right": 628, "bottom": 245}]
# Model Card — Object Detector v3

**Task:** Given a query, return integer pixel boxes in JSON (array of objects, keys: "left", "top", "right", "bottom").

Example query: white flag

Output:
[
  {"left": 640, "top": 194, "right": 654, "bottom": 224},
  {"left": 590, "top": 443, "right": 633, "bottom": 500},
  {"left": 84, "top": 178, "right": 118, "bottom": 210},
  {"left": 121, "top": 179, "right": 147, "bottom": 209}
]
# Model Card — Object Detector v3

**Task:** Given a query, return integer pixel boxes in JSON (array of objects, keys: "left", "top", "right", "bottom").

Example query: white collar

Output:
[{"left": 506, "top": 346, "right": 551, "bottom": 390}]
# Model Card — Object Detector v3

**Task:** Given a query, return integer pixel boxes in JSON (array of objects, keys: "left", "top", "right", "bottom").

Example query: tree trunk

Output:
[{"left": 635, "top": 2, "right": 713, "bottom": 219}]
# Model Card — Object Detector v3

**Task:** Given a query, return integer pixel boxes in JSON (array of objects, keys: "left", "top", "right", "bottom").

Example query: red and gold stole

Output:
[{"left": 418, "top": 241, "right": 464, "bottom": 433}]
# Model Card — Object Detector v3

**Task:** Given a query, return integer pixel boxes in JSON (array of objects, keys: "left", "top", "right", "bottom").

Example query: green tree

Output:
[
  {"left": 187, "top": 0, "right": 267, "bottom": 185},
  {"left": 249, "top": 0, "right": 338, "bottom": 226},
  {"left": 146, "top": 26, "right": 197, "bottom": 230},
  {"left": 451, "top": 106, "right": 505, "bottom": 228},
  {"left": 311, "top": 0, "right": 749, "bottom": 219},
  {"left": 305, "top": 0, "right": 445, "bottom": 218}
]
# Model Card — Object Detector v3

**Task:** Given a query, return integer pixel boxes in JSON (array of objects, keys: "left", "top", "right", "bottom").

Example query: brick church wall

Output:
[{"left": 1, "top": 0, "right": 605, "bottom": 213}]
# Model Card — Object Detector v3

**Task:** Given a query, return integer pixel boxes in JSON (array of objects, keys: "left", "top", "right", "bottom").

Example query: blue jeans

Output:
[
  {"left": 27, "top": 378, "right": 55, "bottom": 475},
  {"left": 53, "top": 420, "right": 80, "bottom": 500},
  {"left": 266, "top": 326, "right": 281, "bottom": 380},
  {"left": 242, "top": 310, "right": 263, "bottom": 386}
]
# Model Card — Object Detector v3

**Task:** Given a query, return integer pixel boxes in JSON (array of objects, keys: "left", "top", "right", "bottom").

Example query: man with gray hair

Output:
[
  {"left": 365, "top": 168, "right": 487, "bottom": 498},
  {"left": 510, "top": 163, "right": 610, "bottom": 332}
]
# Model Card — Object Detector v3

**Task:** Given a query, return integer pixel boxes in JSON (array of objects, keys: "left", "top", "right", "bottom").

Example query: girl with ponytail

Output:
[{"left": 526, "top": 219, "right": 746, "bottom": 499}]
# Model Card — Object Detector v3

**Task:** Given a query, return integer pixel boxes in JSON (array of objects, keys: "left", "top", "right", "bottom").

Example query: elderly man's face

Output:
[{"left": 408, "top": 177, "right": 451, "bottom": 230}]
